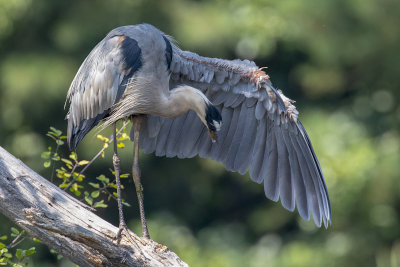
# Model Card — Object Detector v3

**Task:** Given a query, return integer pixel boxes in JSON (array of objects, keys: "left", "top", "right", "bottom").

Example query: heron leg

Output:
[
  {"left": 112, "top": 123, "right": 129, "bottom": 243},
  {"left": 132, "top": 115, "right": 150, "bottom": 239}
]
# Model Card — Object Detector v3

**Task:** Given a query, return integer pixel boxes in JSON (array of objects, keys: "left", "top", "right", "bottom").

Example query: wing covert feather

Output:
[{"left": 66, "top": 30, "right": 142, "bottom": 150}]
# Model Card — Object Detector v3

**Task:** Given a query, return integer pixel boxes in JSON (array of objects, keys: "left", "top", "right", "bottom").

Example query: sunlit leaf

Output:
[
  {"left": 61, "top": 158, "right": 72, "bottom": 165},
  {"left": 117, "top": 142, "right": 125, "bottom": 148},
  {"left": 69, "top": 152, "right": 77, "bottom": 161},
  {"left": 78, "top": 160, "right": 90, "bottom": 166}
]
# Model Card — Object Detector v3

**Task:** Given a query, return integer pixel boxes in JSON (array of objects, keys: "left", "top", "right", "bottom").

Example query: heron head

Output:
[{"left": 205, "top": 104, "right": 222, "bottom": 143}]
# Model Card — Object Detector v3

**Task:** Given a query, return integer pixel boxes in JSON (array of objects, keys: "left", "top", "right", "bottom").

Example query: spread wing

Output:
[
  {"left": 137, "top": 47, "right": 332, "bottom": 227},
  {"left": 66, "top": 31, "right": 142, "bottom": 150}
]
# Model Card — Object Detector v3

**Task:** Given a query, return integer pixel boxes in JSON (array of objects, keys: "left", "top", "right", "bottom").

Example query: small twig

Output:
[
  {"left": 63, "top": 121, "right": 129, "bottom": 191},
  {"left": 50, "top": 143, "right": 60, "bottom": 182},
  {"left": 59, "top": 161, "right": 78, "bottom": 189},
  {"left": 0, "top": 233, "right": 25, "bottom": 258}
]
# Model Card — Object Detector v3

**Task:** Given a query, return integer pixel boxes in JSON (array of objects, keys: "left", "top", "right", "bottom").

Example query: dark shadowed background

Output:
[{"left": 0, "top": 0, "right": 399, "bottom": 266}]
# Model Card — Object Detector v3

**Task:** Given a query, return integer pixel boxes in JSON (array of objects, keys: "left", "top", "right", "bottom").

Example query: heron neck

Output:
[{"left": 161, "top": 85, "right": 208, "bottom": 125}]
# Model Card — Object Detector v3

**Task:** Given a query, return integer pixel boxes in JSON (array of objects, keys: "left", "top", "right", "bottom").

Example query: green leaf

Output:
[
  {"left": 50, "top": 127, "right": 62, "bottom": 136},
  {"left": 78, "top": 160, "right": 90, "bottom": 166},
  {"left": 15, "top": 249, "right": 24, "bottom": 259},
  {"left": 0, "top": 235, "right": 7, "bottom": 241},
  {"left": 0, "top": 243, "right": 5, "bottom": 249},
  {"left": 117, "top": 142, "right": 125, "bottom": 148},
  {"left": 32, "top": 238, "right": 41, "bottom": 243},
  {"left": 3, "top": 253, "right": 12, "bottom": 259},
  {"left": 85, "top": 196, "right": 93, "bottom": 206},
  {"left": 88, "top": 182, "right": 100, "bottom": 189},
  {"left": 113, "top": 192, "right": 118, "bottom": 198},
  {"left": 70, "top": 184, "right": 81, "bottom": 196},
  {"left": 43, "top": 160, "right": 51, "bottom": 168},
  {"left": 56, "top": 139, "right": 64, "bottom": 146},
  {"left": 91, "top": 191, "right": 100, "bottom": 198},
  {"left": 25, "top": 247, "right": 35, "bottom": 256},
  {"left": 51, "top": 154, "right": 60, "bottom": 161},
  {"left": 72, "top": 183, "right": 78, "bottom": 191},
  {"left": 84, "top": 191, "right": 89, "bottom": 197},
  {"left": 94, "top": 200, "right": 107, "bottom": 208},
  {"left": 61, "top": 158, "right": 72, "bottom": 165},
  {"left": 96, "top": 175, "right": 109, "bottom": 183},
  {"left": 122, "top": 201, "right": 131, "bottom": 207},
  {"left": 76, "top": 174, "right": 85, "bottom": 182},
  {"left": 10, "top": 227, "right": 19, "bottom": 235},
  {"left": 41, "top": 151, "right": 51, "bottom": 159},
  {"left": 46, "top": 133, "right": 57, "bottom": 141}
]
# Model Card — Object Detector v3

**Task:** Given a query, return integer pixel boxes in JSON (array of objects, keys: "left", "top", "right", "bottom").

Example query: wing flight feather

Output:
[{"left": 135, "top": 46, "right": 332, "bottom": 227}]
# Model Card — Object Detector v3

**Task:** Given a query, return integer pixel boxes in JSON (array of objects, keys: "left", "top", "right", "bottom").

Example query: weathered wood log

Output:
[{"left": 0, "top": 146, "right": 188, "bottom": 267}]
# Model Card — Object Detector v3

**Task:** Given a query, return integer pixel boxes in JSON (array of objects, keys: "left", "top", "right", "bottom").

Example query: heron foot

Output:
[{"left": 115, "top": 222, "right": 135, "bottom": 245}]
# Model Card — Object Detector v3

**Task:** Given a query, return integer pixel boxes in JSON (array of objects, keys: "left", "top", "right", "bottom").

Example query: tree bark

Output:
[{"left": 0, "top": 146, "right": 188, "bottom": 267}]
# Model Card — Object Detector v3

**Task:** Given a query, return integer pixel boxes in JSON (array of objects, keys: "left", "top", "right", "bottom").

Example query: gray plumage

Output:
[{"left": 65, "top": 23, "right": 332, "bottom": 228}]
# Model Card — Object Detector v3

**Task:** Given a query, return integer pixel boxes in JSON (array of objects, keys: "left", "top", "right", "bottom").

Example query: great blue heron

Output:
[{"left": 65, "top": 23, "right": 332, "bottom": 240}]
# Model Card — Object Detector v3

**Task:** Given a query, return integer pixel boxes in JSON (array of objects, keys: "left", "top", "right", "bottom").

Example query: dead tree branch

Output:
[{"left": 0, "top": 146, "right": 188, "bottom": 267}]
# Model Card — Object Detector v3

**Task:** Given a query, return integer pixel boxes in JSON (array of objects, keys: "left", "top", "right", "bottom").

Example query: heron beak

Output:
[{"left": 208, "top": 130, "right": 217, "bottom": 143}]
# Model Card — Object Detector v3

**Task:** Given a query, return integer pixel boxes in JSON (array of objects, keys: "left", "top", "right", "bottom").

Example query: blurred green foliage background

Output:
[{"left": 1, "top": 0, "right": 399, "bottom": 266}]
